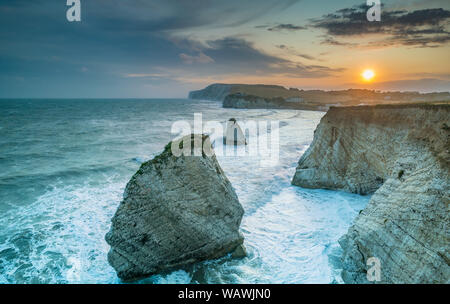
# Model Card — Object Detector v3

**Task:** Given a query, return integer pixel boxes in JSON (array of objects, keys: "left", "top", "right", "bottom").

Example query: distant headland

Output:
[{"left": 189, "top": 84, "right": 450, "bottom": 111}]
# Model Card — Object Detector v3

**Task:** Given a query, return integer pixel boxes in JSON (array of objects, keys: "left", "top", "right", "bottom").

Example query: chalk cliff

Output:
[
  {"left": 292, "top": 104, "right": 450, "bottom": 283},
  {"left": 189, "top": 84, "right": 232, "bottom": 101},
  {"left": 106, "top": 134, "right": 245, "bottom": 281},
  {"left": 188, "top": 83, "right": 288, "bottom": 102}
]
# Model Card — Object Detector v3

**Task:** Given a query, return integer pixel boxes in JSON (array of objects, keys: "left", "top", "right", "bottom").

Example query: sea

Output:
[{"left": 0, "top": 99, "right": 369, "bottom": 283}]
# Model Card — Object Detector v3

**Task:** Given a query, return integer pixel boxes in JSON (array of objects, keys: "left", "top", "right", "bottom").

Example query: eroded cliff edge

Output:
[{"left": 292, "top": 104, "right": 450, "bottom": 283}]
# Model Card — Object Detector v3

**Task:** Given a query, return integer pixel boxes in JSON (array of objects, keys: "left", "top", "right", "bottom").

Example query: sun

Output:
[{"left": 362, "top": 69, "right": 375, "bottom": 82}]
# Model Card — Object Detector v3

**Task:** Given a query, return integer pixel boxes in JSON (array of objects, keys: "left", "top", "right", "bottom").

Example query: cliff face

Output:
[
  {"left": 106, "top": 135, "right": 245, "bottom": 281},
  {"left": 292, "top": 104, "right": 450, "bottom": 283},
  {"left": 188, "top": 83, "right": 289, "bottom": 101},
  {"left": 223, "top": 94, "right": 286, "bottom": 109},
  {"left": 223, "top": 93, "right": 328, "bottom": 111},
  {"left": 189, "top": 84, "right": 232, "bottom": 101}
]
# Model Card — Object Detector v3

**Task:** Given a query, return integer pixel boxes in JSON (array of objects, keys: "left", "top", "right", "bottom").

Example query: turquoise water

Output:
[{"left": 0, "top": 99, "right": 369, "bottom": 283}]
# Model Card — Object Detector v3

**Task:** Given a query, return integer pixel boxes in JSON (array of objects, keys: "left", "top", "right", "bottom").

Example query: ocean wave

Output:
[{"left": 0, "top": 174, "right": 125, "bottom": 283}]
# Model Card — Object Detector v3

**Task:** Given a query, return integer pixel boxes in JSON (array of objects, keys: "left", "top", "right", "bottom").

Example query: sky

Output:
[{"left": 0, "top": 0, "right": 449, "bottom": 98}]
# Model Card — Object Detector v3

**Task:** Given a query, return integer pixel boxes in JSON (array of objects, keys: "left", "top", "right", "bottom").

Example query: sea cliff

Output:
[
  {"left": 189, "top": 84, "right": 233, "bottom": 101},
  {"left": 188, "top": 83, "right": 289, "bottom": 101},
  {"left": 292, "top": 104, "right": 450, "bottom": 283}
]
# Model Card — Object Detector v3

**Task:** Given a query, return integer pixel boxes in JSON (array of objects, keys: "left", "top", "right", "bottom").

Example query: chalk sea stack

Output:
[
  {"left": 105, "top": 134, "right": 245, "bottom": 281},
  {"left": 223, "top": 118, "right": 248, "bottom": 146},
  {"left": 292, "top": 104, "right": 450, "bottom": 283}
]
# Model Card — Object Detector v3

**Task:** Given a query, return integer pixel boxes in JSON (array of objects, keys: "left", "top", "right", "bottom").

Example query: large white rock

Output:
[
  {"left": 106, "top": 134, "right": 245, "bottom": 281},
  {"left": 292, "top": 104, "right": 450, "bottom": 283}
]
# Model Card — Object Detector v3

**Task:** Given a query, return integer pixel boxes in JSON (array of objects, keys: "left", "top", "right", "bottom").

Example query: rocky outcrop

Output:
[
  {"left": 223, "top": 94, "right": 285, "bottom": 109},
  {"left": 223, "top": 118, "right": 247, "bottom": 146},
  {"left": 292, "top": 104, "right": 450, "bottom": 283},
  {"left": 223, "top": 93, "right": 328, "bottom": 111},
  {"left": 106, "top": 134, "right": 245, "bottom": 281}
]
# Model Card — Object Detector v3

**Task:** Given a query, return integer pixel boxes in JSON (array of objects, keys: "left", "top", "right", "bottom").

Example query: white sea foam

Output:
[{"left": 0, "top": 175, "right": 124, "bottom": 283}]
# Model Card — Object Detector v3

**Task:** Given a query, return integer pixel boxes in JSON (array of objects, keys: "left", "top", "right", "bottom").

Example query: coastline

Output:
[
  {"left": 291, "top": 103, "right": 450, "bottom": 283},
  {"left": 189, "top": 83, "right": 450, "bottom": 111}
]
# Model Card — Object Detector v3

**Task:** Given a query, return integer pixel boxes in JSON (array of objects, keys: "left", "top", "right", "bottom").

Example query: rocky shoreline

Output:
[{"left": 292, "top": 104, "right": 450, "bottom": 283}]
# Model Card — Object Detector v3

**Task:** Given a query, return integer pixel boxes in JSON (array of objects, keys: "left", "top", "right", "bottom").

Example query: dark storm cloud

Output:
[{"left": 311, "top": 4, "right": 450, "bottom": 48}]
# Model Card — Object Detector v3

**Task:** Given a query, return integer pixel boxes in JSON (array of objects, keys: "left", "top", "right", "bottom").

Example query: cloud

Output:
[
  {"left": 275, "top": 45, "right": 319, "bottom": 61},
  {"left": 267, "top": 23, "right": 307, "bottom": 31},
  {"left": 84, "top": 0, "right": 303, "bottom": 33},
  {"left": 179, "top": 53, "right": 214, "bottom": 64},
  {"left": 0, "top": 0, "right": 306, "bottom": 97},
  {"left": 311, "top": 5, "right": 450, "bottom": 48},
  {"left": 319, "top": 37, "right": 357, "bottom": 47},
  {"left": 197, "top": 37, "right": 343, "bottom": 78},
  {"left": 126, "top": 37, "right": 345, "bottom": 83},
  {"left": 124, "top": 73, "right": 169, "bottom": 78}
]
